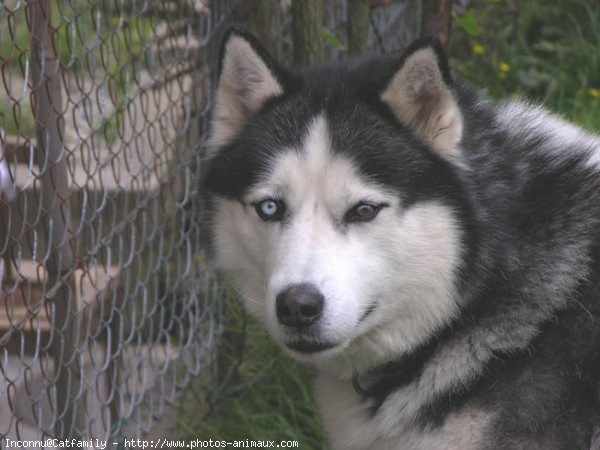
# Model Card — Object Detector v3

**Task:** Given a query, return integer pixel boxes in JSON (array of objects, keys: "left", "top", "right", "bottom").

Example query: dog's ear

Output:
[
  {"left": 209, "top": 28, "right": 285, "bottom": 151},
  {"left": 381, "top": 38, "right": 462, "bottom": 161}
]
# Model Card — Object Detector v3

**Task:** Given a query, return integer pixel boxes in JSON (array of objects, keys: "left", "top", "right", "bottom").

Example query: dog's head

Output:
[{"left": 203, "top": 29, "right": 470, "bottom": 376}]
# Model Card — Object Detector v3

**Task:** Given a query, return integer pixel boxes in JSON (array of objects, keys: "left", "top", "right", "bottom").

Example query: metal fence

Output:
[
  {"left": 0, "top": 0, "right": 421, "bottom": 446},
  {"left": 0, "top": 0, "right": 236, "bottom": 445}
]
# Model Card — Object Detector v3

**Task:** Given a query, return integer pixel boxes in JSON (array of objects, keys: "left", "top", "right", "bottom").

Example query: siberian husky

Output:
[{"left": 202, "top": 28, "right": 600, "bottom": 449}]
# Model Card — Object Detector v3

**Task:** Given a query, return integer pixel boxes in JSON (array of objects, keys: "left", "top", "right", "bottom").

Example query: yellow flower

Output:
[
  {"left": 590, "top": 88, "right": 600, "bottom": 99},
  {"left": 498, "top": 62, "right": 510, "bottom": 73},
  {"left": 472, "top": 43, "right": 485, "bottom": 56}
]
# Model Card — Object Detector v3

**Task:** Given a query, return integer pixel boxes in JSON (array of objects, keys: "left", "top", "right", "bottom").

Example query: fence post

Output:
[
  {"left": 27, "top": 0, "right": 83, "bottom": 440},
  {"left": 421, "top": 0, "right": 453, "bottom": 48}
]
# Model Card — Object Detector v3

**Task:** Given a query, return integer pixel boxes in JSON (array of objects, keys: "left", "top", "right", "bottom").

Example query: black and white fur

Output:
[{"left": 203, "top": 28, "right": 600, "bottom": 449}]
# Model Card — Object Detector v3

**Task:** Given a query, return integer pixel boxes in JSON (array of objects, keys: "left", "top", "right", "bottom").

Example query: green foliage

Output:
[
  {"left": 53, "top": 3, "right": 154, "bottom": 146},
  {"left": 0, "top": 2, "right": 152, "bottom": 143},
  {"left": 323, "top": 28, "right": 347, "bottom": 52},
  {"left": 454, "top": 10, "right": 480, "bottom": 38},
  {"left": 177, "top": 290, "right": 328, "bottom": 449},
  {"left": 0, "top": 6, "right": 34, "bottom": 138},
  {"left": 450, "top": 0, "right": 600, "bottom": 131}
]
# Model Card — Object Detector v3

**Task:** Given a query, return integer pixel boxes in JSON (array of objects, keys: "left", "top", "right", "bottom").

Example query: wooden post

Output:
[
  {"left": 347, "top": 0, "right": 370, "bottom": 57},
  {"left": 421, "top": 0, "right": 453, "bottom": 48},
  {"left": 236, "top": 0, "right": 278, "bottom": 54},
  {"left": 28, "top": 0, "right": 83, "bottom": 440},
  {"left": 291, "top": 0, "right": 324, "bottom": 66}
]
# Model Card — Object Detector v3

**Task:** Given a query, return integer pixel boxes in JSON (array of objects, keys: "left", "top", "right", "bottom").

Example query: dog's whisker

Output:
[{"left": 230, "top": 282, "right": 263, "bottom": 305}]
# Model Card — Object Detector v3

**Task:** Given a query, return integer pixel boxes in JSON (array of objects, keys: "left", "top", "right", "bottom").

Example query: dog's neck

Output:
[{"left": 350, "top": 337, "right": 440, "bottom": 413}]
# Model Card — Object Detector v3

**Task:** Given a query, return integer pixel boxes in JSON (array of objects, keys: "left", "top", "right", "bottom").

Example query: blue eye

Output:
[{"left": 255, "top": 198, "right": 285, "bottom": 221}]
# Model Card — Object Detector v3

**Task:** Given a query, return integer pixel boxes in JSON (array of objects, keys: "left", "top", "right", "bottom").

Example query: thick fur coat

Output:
[{"left": 203, "top": 29, "right": 600, "bottom": 449}]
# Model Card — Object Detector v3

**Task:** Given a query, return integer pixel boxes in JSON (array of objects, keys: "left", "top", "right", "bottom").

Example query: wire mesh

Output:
[
  {"left": 0, "top": 0, "right": 236, "bottom": 444},
  {"left": 0, "top": 0, "right": 421, "bottom": 446}
]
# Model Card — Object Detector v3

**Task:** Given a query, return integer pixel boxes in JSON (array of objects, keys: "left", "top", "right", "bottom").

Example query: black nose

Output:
[{"left": 276, "top": 283, "right": 324, "bottom": 328}]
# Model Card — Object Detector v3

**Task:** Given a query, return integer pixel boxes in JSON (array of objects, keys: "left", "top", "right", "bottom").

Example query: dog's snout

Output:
[{"left": 276, "top": 283, "right": 324, "bottom": 328}]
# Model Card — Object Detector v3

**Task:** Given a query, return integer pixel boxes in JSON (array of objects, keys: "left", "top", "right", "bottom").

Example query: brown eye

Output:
[
  {"left": 356, "top": 204, "right": 376, "bottom": 218},
  {"left": 345, "top": 202, "right": 387, "bottom": 223}
]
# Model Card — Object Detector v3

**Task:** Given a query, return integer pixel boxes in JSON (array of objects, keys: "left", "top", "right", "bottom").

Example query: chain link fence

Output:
[
  {"left": 0, "top": 0, "right": 237, "bottom": 444},
  {"left": 0, "top": 0, "right": 421, "bottom": 446},
  {"left": 175, "top": 0, "right": 423, "bottom": 438}
]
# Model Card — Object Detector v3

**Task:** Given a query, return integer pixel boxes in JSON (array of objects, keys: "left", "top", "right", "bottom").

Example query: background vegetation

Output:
[
  {"left": 178, "top": 294, "right": 327, "bottom": 447},
  {"left": 178, "top": 0, "right": 600, "bottom": 447},
  {"left": 0, "top": 2, "right": 152, "bottom": 143},
  {"left": 451, "top": 0, "right": 600, "bottom": 130}
]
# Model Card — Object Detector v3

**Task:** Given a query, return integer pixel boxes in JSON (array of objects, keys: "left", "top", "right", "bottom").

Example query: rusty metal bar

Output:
[{"left": 27, "top": 0, "right": 83, "bottom": 440}]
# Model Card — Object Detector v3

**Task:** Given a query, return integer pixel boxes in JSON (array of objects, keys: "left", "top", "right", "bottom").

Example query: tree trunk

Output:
[
  {"left": 421, "top": 0, "right": 453, "bottom": 48},
  {"left": 236, "top": 0, "right": 277, "bottom": 54},
  {"left": 347, "top": 0, "right": 370, "bottom": 57},
  {"left": 291, "top": 0, "right": 324, "bottom": 66}
]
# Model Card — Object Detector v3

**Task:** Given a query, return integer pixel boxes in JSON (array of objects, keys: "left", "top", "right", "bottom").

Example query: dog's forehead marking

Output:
[{"left": 248, "top": 114, "right": 389, "bottom": 208}]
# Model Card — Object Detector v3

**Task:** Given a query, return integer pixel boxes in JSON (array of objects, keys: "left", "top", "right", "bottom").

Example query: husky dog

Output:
[{"left": 203, "top": 28, "right": 600, "bottom": 449}]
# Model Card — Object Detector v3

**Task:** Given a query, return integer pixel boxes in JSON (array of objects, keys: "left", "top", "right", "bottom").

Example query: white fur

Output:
[
  {"left": 208, "top": 36, "right": 283, "bottom": 153},
  {"left": 316, "top": 373, "right": 493, "bottom": 450},
  {"left": 212, "top": 115, "right": 463, "bottom": 378},
  {"left": 588, "top": 146, "right": 600, "bottom": 169},
  {"left": 0, "top": 131, "right": 15, "bottom": 201},
  {"left": 381, "top": 48, "right": 463, "bottom": 161},
  {"left": 497, "top": 101, "right": 600, "bottom": 170}
]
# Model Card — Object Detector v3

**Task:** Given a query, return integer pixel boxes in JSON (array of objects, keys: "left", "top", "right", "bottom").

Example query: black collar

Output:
[{"left": 351, "top": 339, "right": 438, "bottom": 413}]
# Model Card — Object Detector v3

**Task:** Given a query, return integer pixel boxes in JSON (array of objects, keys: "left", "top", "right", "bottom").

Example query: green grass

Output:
[{"left": 176, "top": 290, "right": 328, "bottom": 449}]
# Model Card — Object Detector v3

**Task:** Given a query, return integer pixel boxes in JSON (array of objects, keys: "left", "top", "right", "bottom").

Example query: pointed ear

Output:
[
  {"left": 209, "top": 28, "right": 285, "bottom": 151},
  {"left": 381, "top": 39, "right": 463, "bottom": 161}
]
